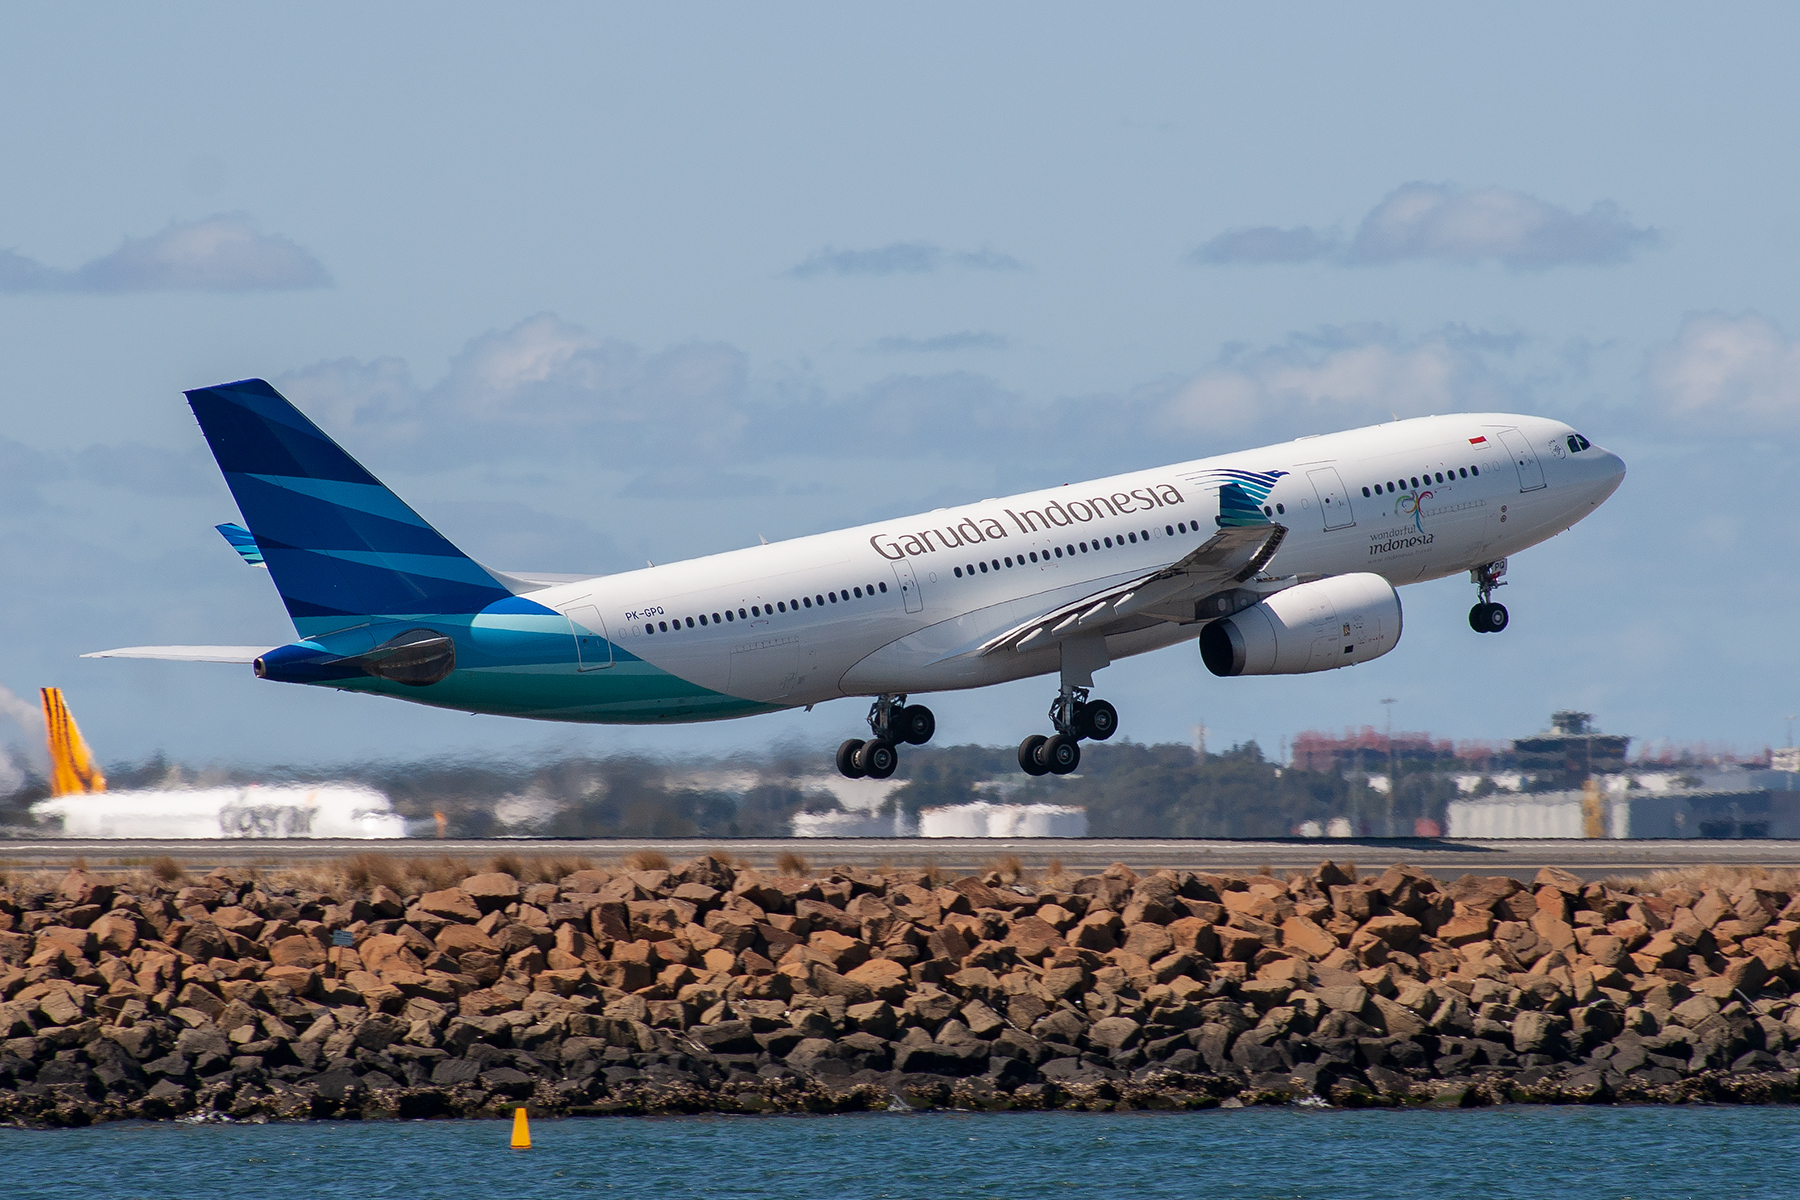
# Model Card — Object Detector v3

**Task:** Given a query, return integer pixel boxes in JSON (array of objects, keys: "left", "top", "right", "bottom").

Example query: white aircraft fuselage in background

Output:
[{"left": 93, "top": 381, "right": 1625, "bottom": 781}]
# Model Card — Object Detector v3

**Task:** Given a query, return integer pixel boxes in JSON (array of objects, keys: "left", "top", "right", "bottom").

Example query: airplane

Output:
[
  {"left": 88, "top": 379, "right": 1625, "bottom": 782},
  {"left": 28, "top": 687, "right": 405, "bottom": 838}
]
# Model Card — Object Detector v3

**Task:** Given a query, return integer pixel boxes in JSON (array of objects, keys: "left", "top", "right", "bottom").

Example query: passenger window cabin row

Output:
[
  {"left": 1361, "top": 465, "right": 1480, "bottom": 498},
  {"left": 644, "top": 581, "right": 890, "bottom": 635},
  {"left": 950, "top": 520, "right": 1207, "bottom": 579}
]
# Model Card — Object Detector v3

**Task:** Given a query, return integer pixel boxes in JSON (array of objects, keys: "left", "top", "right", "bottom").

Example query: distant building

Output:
[
  {"left": 918, "top": 802, "right": 1088, "bottom": 838},
  {"left": 790, "top": 809, "right": 915, "bottom": 837},
  {"left": 1447, "top": 787, "right": 1800, "bottom": 839},
  {"left": 1511, "top": 711, "right": 1631, "bottom": 786},
  {"left": 1289, "top": 727, "right": 1472, "bottom": 773}
]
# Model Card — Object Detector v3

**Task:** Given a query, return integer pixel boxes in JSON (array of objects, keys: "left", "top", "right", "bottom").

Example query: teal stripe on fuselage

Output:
[{"left": 286, "top": 595, "right": 752, "bottom": 722}]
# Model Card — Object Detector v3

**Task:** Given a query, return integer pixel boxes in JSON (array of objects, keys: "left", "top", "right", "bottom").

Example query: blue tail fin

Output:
[{"left": 187, "top": 378, "right": 515, "bottom": 635}]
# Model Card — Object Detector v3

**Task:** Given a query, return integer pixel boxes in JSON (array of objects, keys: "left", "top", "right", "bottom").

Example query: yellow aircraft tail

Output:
[{"left": 41, "top": 687, "right": 105, "bottom": 797}]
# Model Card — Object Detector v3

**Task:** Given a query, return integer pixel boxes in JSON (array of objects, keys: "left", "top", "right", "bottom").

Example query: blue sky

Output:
[{"left": 3, "top": 4, "right": 1797, "bottom": 778}]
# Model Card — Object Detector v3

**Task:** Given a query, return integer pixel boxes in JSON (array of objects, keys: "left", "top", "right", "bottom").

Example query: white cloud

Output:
[
  {"left": 789, "top": 242, "right": 1025, "bottom": 278},
  {"left": 278, "top": 313, "right": 749, "bottom": 466},
  {"left": 1646, "top": 312, "right": 1800, "bottom": 434},
  {"left": 0, "top": 684, "right": 41, "bottom": 732},
  {"left": 1189, "top": 184, "right": 1655, "bottom": 270},
  {"left": 1159, "top": 328, "right": 1516, "bottom": 440},
  {"left": 1189, "top": 225, "right": 1338, "bottom": 265},
  {"left": 269, "top": 314, "right": 1534, "bottom": 488},
  {"left": 0, "top": 215, "right": 330, "bottom": 293},
  {"left": 1350, "top": 184, "right": 1655, "bottom": 268}
]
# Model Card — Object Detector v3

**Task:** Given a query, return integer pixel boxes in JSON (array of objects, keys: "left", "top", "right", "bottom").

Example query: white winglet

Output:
[{"left": 81, "top": 646, "right": 269, "bottom": 664}]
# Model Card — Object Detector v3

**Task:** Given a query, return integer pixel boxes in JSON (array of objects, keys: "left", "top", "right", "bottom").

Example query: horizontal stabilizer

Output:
[
  {"left": 81, "top": 646, "right": 268, "bottom": 664},
  {"left": 216, "top": 522, "right": 267, "bottom": 567}
]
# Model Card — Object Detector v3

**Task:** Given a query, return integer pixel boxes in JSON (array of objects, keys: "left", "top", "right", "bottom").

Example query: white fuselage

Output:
[{"left": 527, "top": 413, "right": 1623, "bottom": 710}]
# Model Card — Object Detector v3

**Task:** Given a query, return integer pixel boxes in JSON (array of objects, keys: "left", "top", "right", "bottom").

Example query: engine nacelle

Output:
[{"left": 1199, "top": 573, "right": 1403, "bottom": 677}]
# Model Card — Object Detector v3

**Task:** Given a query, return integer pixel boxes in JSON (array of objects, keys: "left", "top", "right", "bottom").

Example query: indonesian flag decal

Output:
[{"left": 1468, "top": 435, "right": 1487, "bottom": 444}]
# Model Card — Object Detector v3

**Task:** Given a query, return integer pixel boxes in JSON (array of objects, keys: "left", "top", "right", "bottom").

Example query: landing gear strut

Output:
[
  {"left": 1017, "top": 685, "right": 1118, "bottom": 776},
  {"left": 1468, "top": 559, "right": 1509, "bottom": 633},
  {"left": 837, "top": 694, "right": 934, "bottom": 779}
]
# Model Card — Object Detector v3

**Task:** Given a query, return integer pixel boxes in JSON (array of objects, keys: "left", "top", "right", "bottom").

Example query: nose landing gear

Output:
[
  {"left": 1017, "top": 685, "right": 1117, "bottom": 776},
  {"left": 836, "top": 694, "right": 934, "bottom": 779},
  {"left": 1468, "top": 559, "right": 1509, "bottom": 633}
]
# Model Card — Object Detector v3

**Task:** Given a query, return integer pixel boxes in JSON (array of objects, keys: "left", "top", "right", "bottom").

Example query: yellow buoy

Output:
[{"left": 511, "top": 1106, "right": 531, "bottom": 1149}]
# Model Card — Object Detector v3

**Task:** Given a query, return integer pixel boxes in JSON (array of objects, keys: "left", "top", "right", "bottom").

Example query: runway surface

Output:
[{"left": 5, "top": 837, "right": 1800, "bottom": 882}]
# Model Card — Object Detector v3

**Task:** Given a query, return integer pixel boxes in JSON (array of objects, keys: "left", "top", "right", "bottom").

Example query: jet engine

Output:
[{"left": 1199, "top": 573, "right": 1402, "bottom": 677}]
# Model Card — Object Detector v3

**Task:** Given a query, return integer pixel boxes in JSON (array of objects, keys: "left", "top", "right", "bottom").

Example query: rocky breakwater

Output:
[{"left": 4, "top": 856, "right": 1800, "bottom": 1125}]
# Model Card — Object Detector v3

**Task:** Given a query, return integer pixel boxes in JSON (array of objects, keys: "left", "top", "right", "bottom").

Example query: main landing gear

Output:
[
  {"left": 1469, "top": 558, "right": 1509, "bottom": 633},
  {"left": 1017, "top": 686, "right": 1117, "bottom": 777},
  {"left": 836, "top": 694, "right": 935, "bottom": 779}
]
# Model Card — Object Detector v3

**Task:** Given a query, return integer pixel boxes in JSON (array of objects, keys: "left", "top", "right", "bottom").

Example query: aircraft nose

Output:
[{"left": 1590, "top": 447, "right": 1626, "bottom": 500}]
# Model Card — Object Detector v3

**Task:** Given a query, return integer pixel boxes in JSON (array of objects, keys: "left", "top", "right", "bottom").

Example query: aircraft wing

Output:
[
  {"left": 978, "top": 521, "right": 1287, "bottom": 657},
  {"left": 81, "top": 646, "right": 269, "bottom": 664}
]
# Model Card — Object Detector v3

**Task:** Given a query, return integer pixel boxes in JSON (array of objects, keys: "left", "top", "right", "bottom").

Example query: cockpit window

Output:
[{"left": 1567, "top": 434, "right": 1591, "bottom": 453}]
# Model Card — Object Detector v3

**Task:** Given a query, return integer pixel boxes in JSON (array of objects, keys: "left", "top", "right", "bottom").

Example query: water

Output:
[{"left": 4, "top": 1107, "right": 1798, "bottom": 1199}]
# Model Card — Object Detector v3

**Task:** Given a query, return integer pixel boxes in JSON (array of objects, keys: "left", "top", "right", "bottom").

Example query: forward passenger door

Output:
[{"left": 1306, "top": 466, "right": 1356, "bottom": 530}]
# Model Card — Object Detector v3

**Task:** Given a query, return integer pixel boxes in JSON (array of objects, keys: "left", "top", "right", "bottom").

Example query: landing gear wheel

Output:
[
  {"left": 836, "top": 739, "right": 867, "bottom": 779},
  {"left": 1018, "top": 734, "right": 1050, "bottom": 776},
  {"left": 896, "top": 704, "right": 936, "bottom": 746},
  {"left": 1080, "top": 699, "right": 1118, "bottom": 741},
  {"left": 1042, "top": 733, "right": 1081, "bottom": 775},
  {"left": 857, "top": 738, "right": 898, "bottom": 779},
  {"left": 1469, "top": 602, "right": 1509, "bottom": 633}
]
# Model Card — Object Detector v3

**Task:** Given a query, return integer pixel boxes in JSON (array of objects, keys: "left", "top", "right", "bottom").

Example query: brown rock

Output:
[
  {"left": 948, "top": 877, "right": 1005, "bottom": 911},
  {"left": 1088, "top": 1015, "right": 1141, "bottom": 1050},
  {"left": 1436, "top": 911, "right": 1494, "bottom": 946},
  {"left": 794, "top": 899, "right": 858, "bottom": 937},
  {"left": 807, "top": 930, "right": 871, "bottom": 972},
  {"left": 1121, "top": 923, "right": 1174, "bottom": 961},
  {"left": 1723, "top": 955, "right": 1769, "bottom": 991},
  {"left": 808, "top": 962, "right": 874, "bottom": 1003},
  {"left": 1280, "top": 916, "right": 1339, "bottom": 959},
  {"left": 368, "top": 885, "right": 406, "bottom": 919},
  {"left": 554, "top": 923, "right": 602, "bottom": 964},
  {"left": 1315, "top": 984, "right": 1371, "bottom": 1015},
  {"left": 57, "top": 870, "right": 114, "bottom": 907},
  {"left": 1329, "top": 884, "right": 1376, "bottom": 921},
  {"left": 1691, "top": 890, "right": 1732, "bottom": 930},
  {"left": 926, "top": 924, "right": 975, "bottom": 963},
  {"left": 418, "top": 888, "right": 482, "bottom": 923},
  {"left": 1370, "top": 993, "right": 1426, "bottom": 1036},
  {"left": 1167, "top": 916, "right": 1220, "bottom": 958},
  {"left": 360, "top": 933, "right": 427, "bottom": 975},
  {"left": 434, "top": 925, "right": 499, "bottom": 956},
  {"left": 209, "top": 906, "right": 265, "bottom": 939},
  {"left": 1005, "top": 915, "right": 1066, "bottom": 956},
  {"left": 88, "top": 912, "right": 141, "bottom": 956},
  {"left": 1532, "top": 866, "right": 1582, "bottom": 896},
  {"left": 344, "top": 970, "right": 403, "bottom": 1011},
  {"left": 1583, "top": 934, "right": 1628, "bottom": 968},
  {"left": 269, "top": 934, "right": 324, "bottom": 969},
  {"left": 1359, "top": 914, "right": 1422, "bottom": 949},
  {"left": 843, "top": 957, "right": 909, "bottom": 1002},
  {"left": 1216, "top": 926, "right": 1262, "bottom": 961},
  {"left": 1531, "top": 912, "right": 1577, "bottom": 953},
  {"left": 1445, "top": 875, "right": 1522, "bottom": 911},
  {"left": 1743, "top": 935, "right": 1797, "bottom": 975},
  {"left": 888, "top": 884, "right": 942, "bottom": 926},
  {"left": 37, "top": 987, "right": 85, "bottom": 1026},
  {"left": 459, "top": 987, "right": 519, "bottom": 1017}
]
